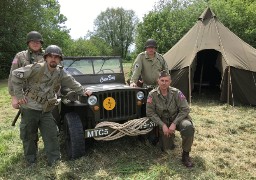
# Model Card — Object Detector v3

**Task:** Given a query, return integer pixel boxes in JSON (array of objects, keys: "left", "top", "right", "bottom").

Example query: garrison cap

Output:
[{"left": 158, "top": 70, "right": 170, "bottom": 78}]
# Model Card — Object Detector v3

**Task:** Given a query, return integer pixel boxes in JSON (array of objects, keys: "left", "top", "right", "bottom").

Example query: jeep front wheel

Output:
[{"left": 63, "top": 112, "right": 85, "bottom": 159}]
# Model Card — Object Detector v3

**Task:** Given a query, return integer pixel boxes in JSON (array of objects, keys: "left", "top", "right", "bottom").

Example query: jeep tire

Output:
[{"left": 64, "top": 112, "right": 85, "bottom": 159}]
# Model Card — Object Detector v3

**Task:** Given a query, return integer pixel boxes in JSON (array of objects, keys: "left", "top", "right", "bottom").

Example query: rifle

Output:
[{"left": 11, "top": 109, "right": 21, "bottom": 126}]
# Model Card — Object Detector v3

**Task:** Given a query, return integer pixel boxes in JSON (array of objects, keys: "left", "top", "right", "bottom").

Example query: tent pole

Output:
[
  {"left": 199, "top": 62, "right": 204, "bottom": 95},
  {"left": 189, "top": 65, "right": 191, "bottom": 105},
  {"left": 227, "top": 66, "right": 230, "bottom": 104}
]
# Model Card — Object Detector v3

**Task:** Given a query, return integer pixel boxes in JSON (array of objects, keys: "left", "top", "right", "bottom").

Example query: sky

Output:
[{"left": 58, "top": 0, "right": 157, "bottom": 40}]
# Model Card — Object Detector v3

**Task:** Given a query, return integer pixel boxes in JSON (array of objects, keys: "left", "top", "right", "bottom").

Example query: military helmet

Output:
[
  {"left": 144, "top": 39, "right": 157, "bottom": 49},
  {"left": 26, "top": 31, "right": 43, "bottom": 44},
  {"left": 44, "top": 45, "right": 63, "bottom": 60}
]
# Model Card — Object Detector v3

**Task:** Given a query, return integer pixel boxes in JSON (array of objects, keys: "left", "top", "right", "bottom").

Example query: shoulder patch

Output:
[
  {"left": 12, "top": 58, "right": 18, "bottom": 64},
  {"left": 15, "top": 72, "right": 24, "bottom": 78},
  {"left": 147, "top": 96, "right": 152, "bottom": 104},
  {"left": 178, "top": 91, "right": 186, "bottom": 100}
]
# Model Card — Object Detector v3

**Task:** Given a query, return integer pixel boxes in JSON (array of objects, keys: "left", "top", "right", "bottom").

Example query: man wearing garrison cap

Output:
[{"left": 146, "top": 70, "right": 195, "bottom": 168}]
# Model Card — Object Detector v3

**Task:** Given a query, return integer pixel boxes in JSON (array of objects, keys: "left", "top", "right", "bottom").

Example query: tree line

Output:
[{"left": 1, "top": 0, "right": 256, "bottom": 79}]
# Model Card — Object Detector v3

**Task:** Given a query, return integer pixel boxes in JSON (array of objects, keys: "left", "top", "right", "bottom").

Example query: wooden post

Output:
[
  {"left": 189, "top": 65, "right": 191, "bottom": 105},
  {"left": 227, "top": 66, "right": 230, "bottom": 104},
  {"left": 199, "top": 62, "right": 204, "bottom": 95}
]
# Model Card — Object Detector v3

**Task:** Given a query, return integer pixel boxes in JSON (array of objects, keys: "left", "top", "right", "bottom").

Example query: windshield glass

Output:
[{"left": 63, "top": 57, "right": 122, "bottom": 75}]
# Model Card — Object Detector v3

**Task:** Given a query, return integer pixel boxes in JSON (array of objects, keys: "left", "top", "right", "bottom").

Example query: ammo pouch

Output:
[{"left": 42, "top": 97, "right": 58, "bottom": 112}]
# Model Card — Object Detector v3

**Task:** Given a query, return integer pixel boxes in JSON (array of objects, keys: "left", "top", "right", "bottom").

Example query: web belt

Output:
[{"left": 26, "top": 92, "right": 46, "bottom": 104}]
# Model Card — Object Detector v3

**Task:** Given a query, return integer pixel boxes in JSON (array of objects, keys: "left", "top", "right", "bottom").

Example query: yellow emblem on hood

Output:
[{"left": 103, "top": 97, "right": 116, "bottom": 110}]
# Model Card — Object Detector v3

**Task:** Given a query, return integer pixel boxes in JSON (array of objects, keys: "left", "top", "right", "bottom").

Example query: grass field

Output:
[{"left": 0, "top": 65, "right": 256, "bottom": 179}]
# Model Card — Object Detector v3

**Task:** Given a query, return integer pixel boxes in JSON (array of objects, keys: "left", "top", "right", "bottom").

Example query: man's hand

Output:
[
  {"left": 11, "top": 96, "right": 20, "bottom": 109},
  {"left": 130, "top": 82, "right": 137, "bottom": 87},
  {"left": 169, "top": 123, "right": 176, "bottom": 134},
  {"left": 18, "top": 97, "right": 28, "bottom": 105},
  {"left": 162, "top": 124, "right": 171, "bottom": 137},
  {"left": 84, "top": 89, "right": 92, "bottom": 96}
]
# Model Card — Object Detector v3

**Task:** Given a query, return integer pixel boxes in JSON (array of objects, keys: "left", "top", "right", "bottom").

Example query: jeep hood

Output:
[{"left": 83, "top": 83, "right": 140, "bottom": 92}]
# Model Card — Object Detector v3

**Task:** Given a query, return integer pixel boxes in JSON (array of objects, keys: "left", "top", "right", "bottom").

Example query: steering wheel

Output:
[{"left": 96, "top": 69, "right": 115, "bottom": 74}]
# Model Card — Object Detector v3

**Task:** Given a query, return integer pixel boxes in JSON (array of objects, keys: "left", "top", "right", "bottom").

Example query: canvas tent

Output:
[{"left": 163, "top": 7, "right": 256, "bottom": 106}]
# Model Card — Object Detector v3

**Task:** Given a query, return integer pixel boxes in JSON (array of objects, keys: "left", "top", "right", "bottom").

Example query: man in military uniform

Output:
[
  {"left": 11, "top": 45, "right": 92, "bottom": 166},
  {"left": 146, "top": 70, "right": 195, "bottom": 168},
  {"left": 130, "top": 39, "right": 169, "bottom": 144},
  {"left": 130, "top": 39, "right": 168, "bottom": 88},
  {"left": 8, "top": 31, "right": 44, "bottom": 109}
]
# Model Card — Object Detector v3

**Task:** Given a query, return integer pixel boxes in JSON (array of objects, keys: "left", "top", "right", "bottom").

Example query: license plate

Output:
[
  {"left": 84, "top": 119, "right": 157, "bottom": 138},
  {"left": 84, "top": 127, "right": 112, "bottom": 138}
]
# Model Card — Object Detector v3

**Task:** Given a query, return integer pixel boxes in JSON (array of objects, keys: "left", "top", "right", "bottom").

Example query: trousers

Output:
[
  {"left": 159, "top": 118, "right": 194, "bottom": 152},
  {"left": 20, "top": 107, "right": 60, "bottom": 164}
]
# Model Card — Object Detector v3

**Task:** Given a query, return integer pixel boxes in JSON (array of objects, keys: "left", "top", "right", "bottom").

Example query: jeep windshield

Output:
[
  {"left": 62, "top": 56, "right": 126, "bottom": 85},
  {"left": 62, "top": 56, "right": 123, "bottom": 75}
]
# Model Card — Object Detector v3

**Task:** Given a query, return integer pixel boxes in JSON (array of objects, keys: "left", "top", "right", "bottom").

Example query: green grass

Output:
[{"left": 1, "top": 74, "right": 256, "bottom": 179}]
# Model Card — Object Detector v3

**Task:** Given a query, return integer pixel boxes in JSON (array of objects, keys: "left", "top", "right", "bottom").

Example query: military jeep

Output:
[{"left": 57, "top": 56, "right": 156, "bottom": 159}]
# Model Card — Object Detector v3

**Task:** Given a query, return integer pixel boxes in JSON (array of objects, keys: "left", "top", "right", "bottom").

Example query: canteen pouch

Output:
[{"left": 43, "top": 97, "right": 58, "bottom": 112}]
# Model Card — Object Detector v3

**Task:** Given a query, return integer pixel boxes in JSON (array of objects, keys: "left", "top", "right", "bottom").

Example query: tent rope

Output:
[{"left": 93, "top": 117, "right": 153, "bottom": 141}]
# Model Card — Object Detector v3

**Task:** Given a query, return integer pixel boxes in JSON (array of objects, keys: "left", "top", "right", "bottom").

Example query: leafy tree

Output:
[
  {"left": 0, "top": 0, "right": 70, "bottom": 79},
  {"left": 39, "top": 0, "right": 71, "bottom": 48},
  {"left": 209, "top": 0, "right": 256, "bottom": 47},
  {"left": 92, "top": 8, "right": 139, "bottom": 58},
  {"left": 135, "top": 0, "right": 256, "bottom": 55},
  {"left": 63, "top": 37, "right": 113, "bottom": 57},
  {"left": 135, "top": 0, "right": 207, "bottom": 54}
]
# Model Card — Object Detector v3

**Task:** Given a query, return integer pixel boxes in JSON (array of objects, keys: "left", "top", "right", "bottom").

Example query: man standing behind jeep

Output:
[
  {"left": 8, "top": 31, "right": 45, "bottom": 109},
  {"left": 11, "top": 45, "right": 92, "bottom": 166},
  {"left": 130, "top": 39, "right": 169, "bottom": 88},
  {"left": 129, "top": 39, "right": 169, "bottom": 144}
]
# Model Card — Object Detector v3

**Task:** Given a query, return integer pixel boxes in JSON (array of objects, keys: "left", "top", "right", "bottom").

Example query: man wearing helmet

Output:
[
  {"left": 8, "top": 31, "right": 44, "bottom": 109},
  {"left": 130, "top": 39, "right": 169, "bottom": 88},
  {"left": 129, "top": 39, "right": 169, "bottom": 146},
  {"left": 11, "top": 45, "right": 92, "bottom": 166}
]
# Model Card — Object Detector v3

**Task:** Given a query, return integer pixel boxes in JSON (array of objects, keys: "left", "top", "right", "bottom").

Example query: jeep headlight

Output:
[
  {"left": 88, "top": 95, "right": 97, "bottom": 105},
  {"left": 136, "top": 91, "right": 145, "bottom": 100}
]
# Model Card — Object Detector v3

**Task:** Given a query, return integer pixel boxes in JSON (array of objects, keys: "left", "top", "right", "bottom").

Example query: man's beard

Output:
[{"left": 49, "top": 62, "right": 57, "bottom": 68}]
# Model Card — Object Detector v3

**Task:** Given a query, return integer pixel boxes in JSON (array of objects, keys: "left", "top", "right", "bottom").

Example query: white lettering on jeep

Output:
[
  {"left": 100, "top": 75, "right": 116, "bottom": 83},
  {"left": 87, "top": 128, "right": 109, "bottom": 138}
]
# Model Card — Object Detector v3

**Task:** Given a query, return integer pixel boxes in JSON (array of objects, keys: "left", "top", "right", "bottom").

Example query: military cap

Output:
[{"left": 158, "top": 70, "right": 170, "bottom": 78}]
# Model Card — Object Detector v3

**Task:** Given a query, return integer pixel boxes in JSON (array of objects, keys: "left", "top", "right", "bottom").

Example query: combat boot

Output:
[{"left": 182, "top": 151, "right": 194, "bottom": 168}]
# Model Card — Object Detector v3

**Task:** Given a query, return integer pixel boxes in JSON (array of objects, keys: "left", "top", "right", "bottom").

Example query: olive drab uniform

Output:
[
  {"left": 8, "top": 49, "right": 44, "bottom": 96},
  {"left": 11, "top": 62, "right": 85, "bottom": 164},
  {"left": 146, "top": 86, "right": 195, "bottom": 152},
  {"left": 130, "top": 51, "right": 168, "bottom": 87}
]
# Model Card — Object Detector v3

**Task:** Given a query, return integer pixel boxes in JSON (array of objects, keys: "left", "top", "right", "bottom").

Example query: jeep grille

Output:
[{"left": 99, "top": 90, "right": 137, "bottom": 121}]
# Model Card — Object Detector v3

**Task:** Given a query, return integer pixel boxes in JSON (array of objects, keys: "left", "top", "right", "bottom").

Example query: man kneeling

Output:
[{"left": 146, "top": 70, "right": 194, "bottom": 168}]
